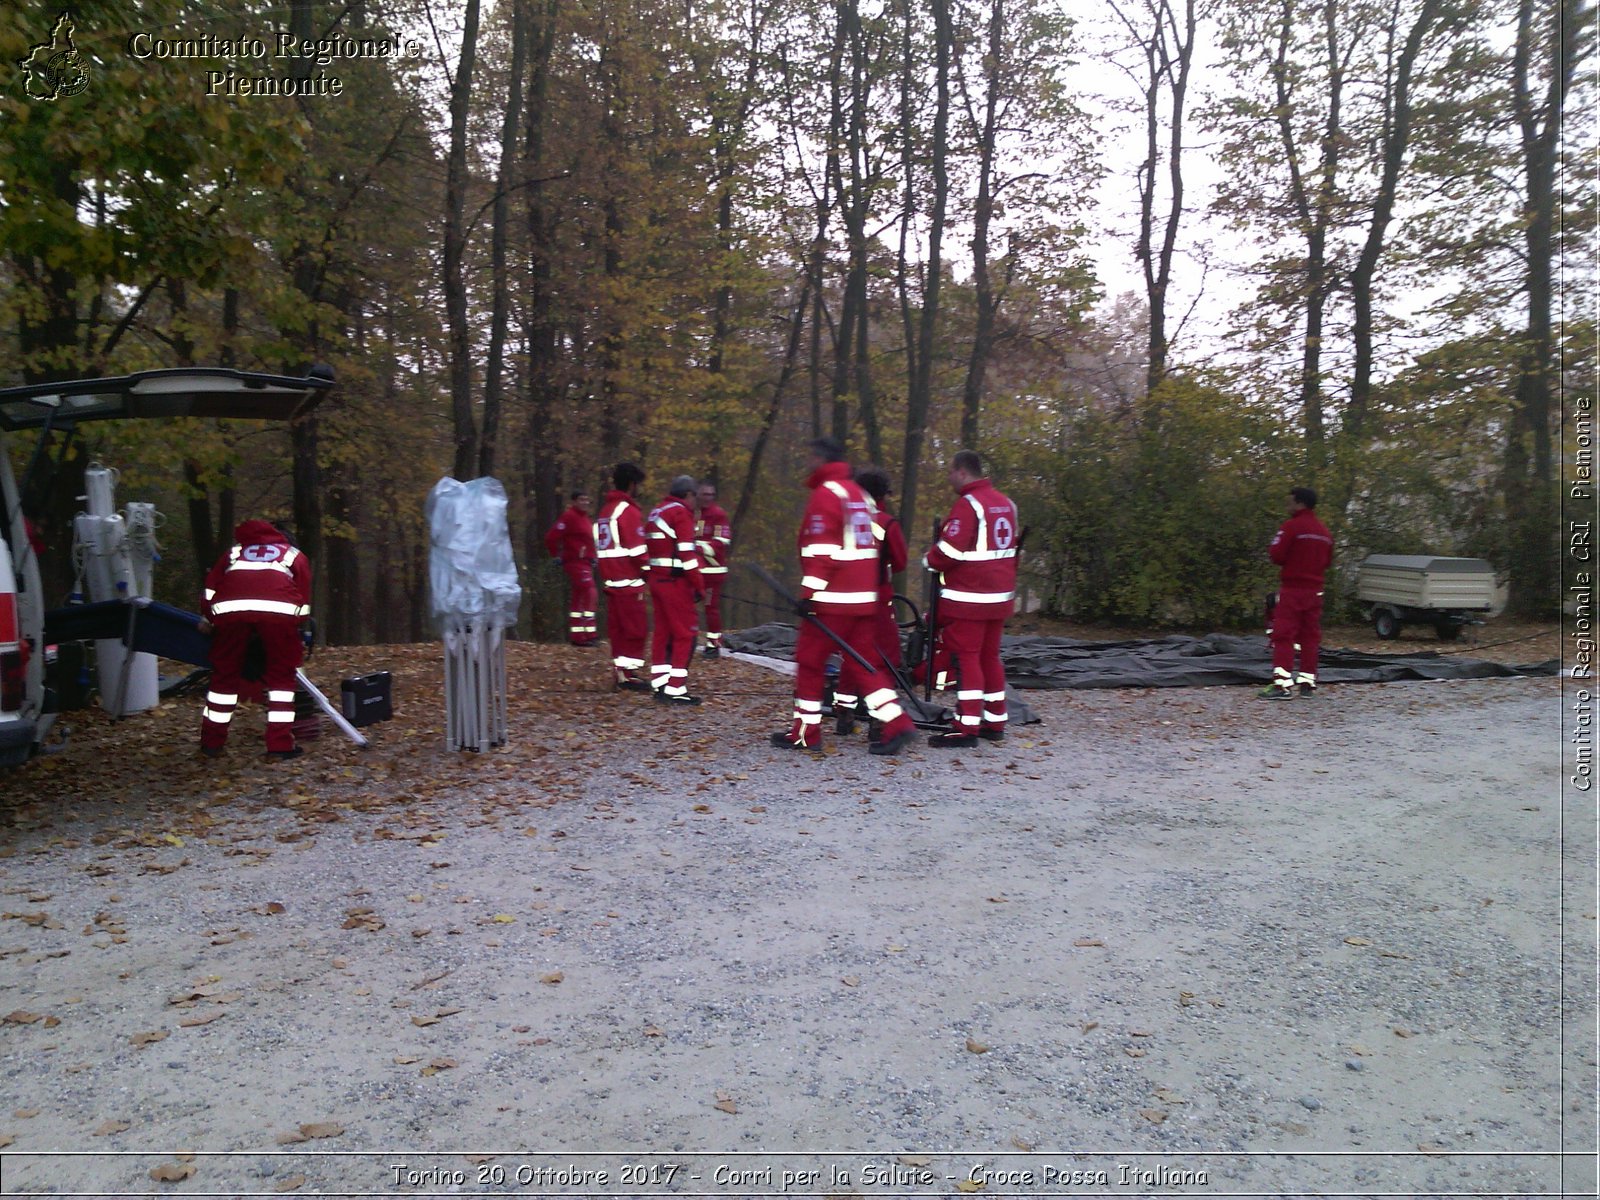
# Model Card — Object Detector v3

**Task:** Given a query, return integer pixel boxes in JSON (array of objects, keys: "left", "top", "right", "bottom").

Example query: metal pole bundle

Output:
[{"left": 428, "top": 477, "right": 520, "bottom": 753}]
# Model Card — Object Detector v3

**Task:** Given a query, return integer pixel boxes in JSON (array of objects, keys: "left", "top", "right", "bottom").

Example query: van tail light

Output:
[{"left": 0, "top": 591, "right": 17, "bottom": 645}]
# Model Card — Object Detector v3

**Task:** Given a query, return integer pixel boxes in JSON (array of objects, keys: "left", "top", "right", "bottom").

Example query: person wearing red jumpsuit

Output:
[
  {"left": 770, "top": 438, "right": 917, "bottom": 756},
  {"left": 1262, "top": 486, "right": 1334, "bottom": 699},
  {"left": 199, "top": 519, "right": 312, "bottom": 759},
  {"left": 544, "top": 492, "right": 598, "bottom": 646},
  {"left": 837, "top": 466, "right": 907, "bottom": 738},
  {"left": 645, "top": 476, "right": 704, "bottom": 704},
  {"left": 695, "top": 482, "right": 733, "bottom": 657},
  {"left": 923, "top": 450, "right": 1020, "bottom": 748},
  {"left": 595, "top": 463, "right": 652, "bottom": 690}
]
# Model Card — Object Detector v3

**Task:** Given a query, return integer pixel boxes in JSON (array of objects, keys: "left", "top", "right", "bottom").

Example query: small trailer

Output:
[{"left": 1356, "top": 554, "right": 1498, "bottom": 640}]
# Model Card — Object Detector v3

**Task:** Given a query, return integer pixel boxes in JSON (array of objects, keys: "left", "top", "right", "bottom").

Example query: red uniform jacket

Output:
[
  {"left": 797, "top": 463, "right": 881, "bottom": 616},
  {"left": 925, "top": 478, "right": 1019, "bottom": 619},
  {"left": 544, "top": 506, "right": 595, "bottom": 565},
  {"left": 1269, "top": 508, "right": 1333, "bottom": 589},
  {"left": 203, "top": 520, "right": 312, "bottom": 621},
  {"left": 696, "top": 502, "right": 733, "bottom": 576},
  {"left": 594, "top": 491, "right": 648, "bottom": 588},
  {"left": 645, "top": 496, "right": 703, "bottom": 589},
  {"left": 870, "top": 504, "right": 908, "bottom": 602}
]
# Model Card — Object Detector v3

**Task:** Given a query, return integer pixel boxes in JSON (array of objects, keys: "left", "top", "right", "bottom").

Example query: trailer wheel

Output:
[
  {"left": 1373, "top": 609, "right": 1401, "bottom": 640},
  {"left": 1434, "top": 622, "right": 1461, "bottom": 641}
]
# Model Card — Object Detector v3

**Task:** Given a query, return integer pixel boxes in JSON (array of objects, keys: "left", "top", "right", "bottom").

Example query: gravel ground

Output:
[{"left": 0, "top": 641, "right": 1592, "bottom": 1198}]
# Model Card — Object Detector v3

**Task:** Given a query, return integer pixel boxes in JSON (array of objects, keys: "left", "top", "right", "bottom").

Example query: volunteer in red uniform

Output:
[
  {"left": 771, "top": 438, "right": 917, "bottom": 756},
  {"left": 695, "top": 482, "right": 733, "bottom": 657},
  {"left": 1261, "top": 486, "right": 1334, "bottom": 699},
  {"left": 595, "top": 463, "right": 652, "bottom": 691},
  {"left": 544, "top": 492, "right": 598, "bottom": 646},
  {"left": 855, "top": 467, "right": 907, "bottom": 671},
  {"left": 923, "top": 450, "right": 1020, "bottom": 748},
  {"left": 646, "top": 475, "right": 704, "bottom": 704},
  {"left": 198, "top": 519, "right": 312, "bottom": 759}
]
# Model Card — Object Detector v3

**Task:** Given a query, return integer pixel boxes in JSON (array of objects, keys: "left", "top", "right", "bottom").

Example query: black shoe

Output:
[
  {"left": 835, "top": 713, "right": 856, "bottom": 737},
  {"left": 869, "top": 727, "right": 916, "bottom": 756},
  {"left": 200, "top": 745, "right": 225, "bottom": 759},
  {"left": 654, "top": 692, "right": 702, "bottom": 706},
  {"left": 615, "top": 678, "right": 652, "bottom": 692},
  {"left": 866, "top": 719, "right": 884, "bottom": 743},
  {"left": 1297, "top": 683, "right": 1317, "bottom": 697},
  {"left": 928, "top": 731, "right": 978, "bottom": 749},
  {"left": 977, "top": 727, "right": 1006, "bottom": 743},
  {"left": 266, "top": 746, "right": 305, "bottom": 761},
  {"left": 702, "top": 645, "right": 721, "bottom": 658},
  {"left": 769, "top": 731, "right": 820, "bottom": 750},
  {"left": 1257, "top": 684, "right": 1295, "bottom": 700}
]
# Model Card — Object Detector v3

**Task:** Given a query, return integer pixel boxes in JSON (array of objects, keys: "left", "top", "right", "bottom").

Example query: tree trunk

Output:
[
  {"left": 960, "top": 0, "right": 1004, "bottom": 449},
  {"left": 480, "top": 0, "right": 528, "bottom": 480},
  {"left": 898, "top": 0, "right": 952, "bottom": 544},
  {"left": 1504, "top": 0, "right": 1580, "bottom": 616},
  {"left": 445, "top": 0, "right": 483, "bottom": 481}
]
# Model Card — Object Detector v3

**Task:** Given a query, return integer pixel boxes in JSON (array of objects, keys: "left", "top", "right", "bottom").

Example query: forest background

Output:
[{"left": 1, "top": 0, "right": 1592, "bottom": 644}]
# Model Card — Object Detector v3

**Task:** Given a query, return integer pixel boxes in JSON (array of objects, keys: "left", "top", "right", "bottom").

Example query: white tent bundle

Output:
[
  {"left": 426, "top": 476, "right": 522, "bottom": 752},
  {"left": 72, "top": 463, "right": 159, "bottom": 717}
]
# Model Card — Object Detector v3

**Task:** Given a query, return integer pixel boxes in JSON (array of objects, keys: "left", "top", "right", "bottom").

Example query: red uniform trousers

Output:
[
  {"left": 604, "top": 585, "right": 648, "bottom": 677},
  {"left": 563, "top": 562, "right": 598, "bottom": 644},
  {"left": 787, "top": 614, "right": 914, "bottom": 747},
  {"left": 702, "top": 575, "right": 725, "bottom": 647},
  {"left": 648, "top": 576, "right": 698, "bottom": 696},
  {"left": 873, "top": 596, "right": 902, "bottom": 669},
  {"left": 202, "top": 616, "right": 304, "bottom": 753},
  {"left": 1270, "top": 586, "right": 1323, "bottom": 687},
  {"left": 942, "top": 616, "right": 1008, "bottom": 733}
]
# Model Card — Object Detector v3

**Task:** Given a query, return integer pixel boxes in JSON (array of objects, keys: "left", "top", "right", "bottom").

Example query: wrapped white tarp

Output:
[
  {"left": 74, "top": 464, "right": 158, "bottom": 717},
  {"left": 426, "top": 477, "right": 522, "bottom": 751}
]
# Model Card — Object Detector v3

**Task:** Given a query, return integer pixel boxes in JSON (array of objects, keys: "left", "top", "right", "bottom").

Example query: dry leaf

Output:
[
  {"left": 0, "top": 1134, "right": 12, "bottom": 1148},
  {"left": 131, "top": 1030, "right": 169, "bottom": 1047},
  {"left": 13, "top": 1109, "right": 38, "bottom": 1119},
  {"left": 965, "top": 1037, "right": 990, "bottom": 1054},
  {"left": 1011, "top": 1136, "right": 1035, "bottom": 1152},
  {"left": 713, "top": 1099, "right": 737, "bottom": 1114},
  {"left": 1394, "top": 1027, "right": 1415, "bottom": 1038},
  {"left": 643, "top": 1025, "right": 664, "bottom": 1038},
  {"left": 1139, "top": 1109, "right": 1169, "bottom": 1123},
  {"left": 1124, "top": 1047, "right": 1147, "bottom": 1058},
  {"left": 491, "top": 914, "right": 517, "bottom": 923},
  {"left": 178, "top": 1011, "right": 224, "bottom": 1028},
  {"left": 93, "top": 1120, "right": 130, "bottom": 1136},
  {"left": 1153, "top": 1087, "right": 1187, "bottom": 1105},
  {"left": 275, "top": 1131, "right": 307, "bottom": 1145},
  {"left": 1080, "top": 1020, "right": 1099, "bottom": 1033},
  {"left": 1129, "top": 1029, "right": 1154, "bottom": 1037},
  {"left": 149, "top": 1162, "right": 196, "bottom": 1182},
  {"left": 1418, "top": 1143, "right": 1449, "bottom": 1155},
  {"left": 299, "top": 1122, "right": 344, "bottom": 1139},
  {"left": 275, "top": 1176, "right": 306, "bottom": 1192},
  {"left": 393, "top": 1056, "right": 421, "bottom": 1065},
  {"left": 251, "top": 902, "right": 287, "bottom": 916},
  {"left": 897, "top": 1156, "right": 932, "bottom": 1167},
  {"left": 1072, "top": 938, "right": 1104, "bottom": 948},
  {"left": 1343, "top": 936, "right": 1372, "bottom": 946},
  {"left": 540, "top": 971, "right": 564, "bottom": 985},
  {"left": 955, "top": 1181, "right": 985, "bottom": 1193},
  {"left": 411, "top": 1015, "right": 439, "bottom": 1027},
  {"left": 3, "top": 1011, "right": 41, "bottom": 1025},
  {"left": 841, "top": 976, "right": 860, "bottom": 988}
]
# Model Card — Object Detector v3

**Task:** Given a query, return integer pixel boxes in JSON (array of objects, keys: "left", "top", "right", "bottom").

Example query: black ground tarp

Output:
[{"left": 721, "top": 624, "right": 1558, "bottom": 690}]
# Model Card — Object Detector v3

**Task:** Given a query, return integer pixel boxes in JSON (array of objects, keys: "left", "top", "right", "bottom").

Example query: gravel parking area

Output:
[{"left": 0, "top": 643, "right": 1591, "bottom": 1197}]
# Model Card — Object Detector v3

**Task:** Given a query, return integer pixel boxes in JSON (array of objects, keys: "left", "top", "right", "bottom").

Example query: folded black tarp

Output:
[
  {"left": 722, "top": 624, "right": 1558, "bottom": 690},
  {"left": 45, "top": 600, "right": 212, "bottom": 667}
]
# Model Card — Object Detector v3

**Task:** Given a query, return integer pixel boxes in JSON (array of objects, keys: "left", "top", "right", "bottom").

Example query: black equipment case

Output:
[{"left": 340, "top": 671, "right": 393, "bottom": 727}]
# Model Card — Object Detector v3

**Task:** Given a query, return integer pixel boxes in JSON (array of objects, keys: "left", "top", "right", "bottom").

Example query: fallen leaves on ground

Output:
[{"left": 149, "top": 1162, "right": 196, "bottom": 1182}]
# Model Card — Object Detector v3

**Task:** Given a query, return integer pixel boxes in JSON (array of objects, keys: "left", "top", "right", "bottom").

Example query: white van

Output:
[{"left": 0, "top": 367, "right": 333, "bottom": 765}]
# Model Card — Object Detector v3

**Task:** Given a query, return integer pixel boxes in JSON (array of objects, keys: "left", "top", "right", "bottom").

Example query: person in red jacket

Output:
[
  {"left": 544, "top": 492, "right": 598, "bottom": 646},
  {"left": 595, "top": 463, "right": 652, "bottom": 691},
  {"left": 1262, "top": 486, "right": 1334, "bottom": 699},
  {"left": 771, "top": 438, "right": 917, "bottom": 756},
  {"left": 923, "top": 450, "right": 1020, "bottom": 748},
  {"left": 198, "top": 519, "right": 312, "bottom": 759},
  {"left": 646, "top": 476, "right": 704, "bottom": 704},
  {"left": 695, "top": 482, "right": 733, "bottom": 657},
  {"left": 855, "top": 465, "right": 907, "bottom": 653}
]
